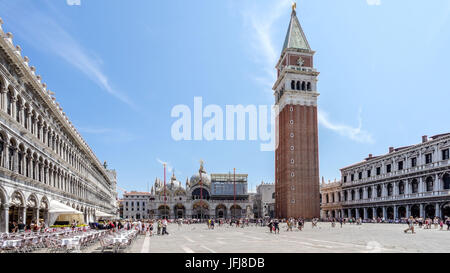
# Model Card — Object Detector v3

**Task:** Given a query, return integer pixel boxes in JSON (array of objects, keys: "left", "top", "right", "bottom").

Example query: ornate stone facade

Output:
[
  {"left": 274, "top": 8, "right": 320, "bottom": 219},
  {"left": 0, "top": 18, "right": 118, "bottom": 232},
  {"left": 326, "top": 134, "right": 450, "bottom": 220},
  {"left": 122, "top": 165, "right": 254, "bottom": 220},
  {"left": 320, "top": 179, "right": 343, "bottom": 219}
]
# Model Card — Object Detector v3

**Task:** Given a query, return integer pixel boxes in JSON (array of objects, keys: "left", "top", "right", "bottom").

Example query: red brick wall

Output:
[{"left": 275, "top": 104, "right": 320, "bottom": 219}]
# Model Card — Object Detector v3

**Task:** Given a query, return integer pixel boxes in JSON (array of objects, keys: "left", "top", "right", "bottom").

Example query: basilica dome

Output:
[{"left": 190, "top": 173, "right": 211, "bottom": 188}]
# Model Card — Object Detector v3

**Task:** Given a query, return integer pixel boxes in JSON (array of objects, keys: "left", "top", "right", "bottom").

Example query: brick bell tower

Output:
[{"left": 274, "top": 4, "right": 320, "bottom": 219}]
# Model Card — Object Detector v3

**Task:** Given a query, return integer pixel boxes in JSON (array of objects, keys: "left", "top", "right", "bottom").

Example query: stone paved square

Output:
[{"left": 125, "top": 222, "right": 450, "bottom": 253}]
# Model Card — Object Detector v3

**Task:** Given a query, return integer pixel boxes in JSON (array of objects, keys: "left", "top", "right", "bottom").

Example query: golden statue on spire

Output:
[{"left": 292, "top": 2, "right": 297, "bottom": 12}]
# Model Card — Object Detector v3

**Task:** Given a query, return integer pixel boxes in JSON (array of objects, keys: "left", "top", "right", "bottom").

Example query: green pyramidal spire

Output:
[{"left": 282, "top": 9, "right": 311, "bottom": 52}]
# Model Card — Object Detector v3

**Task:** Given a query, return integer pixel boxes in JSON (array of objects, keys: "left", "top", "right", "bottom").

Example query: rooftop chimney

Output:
[
  {"left": 422, "top": 135, "right": 428, "bottom": 143},
  {"left": 389, "top": 147, "right": 394, "bottom": 153}
]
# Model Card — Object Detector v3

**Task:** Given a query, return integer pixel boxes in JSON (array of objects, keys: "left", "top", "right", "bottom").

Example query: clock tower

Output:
[{"left": 274, "top": 5, "right": 320, "bottom": 219}]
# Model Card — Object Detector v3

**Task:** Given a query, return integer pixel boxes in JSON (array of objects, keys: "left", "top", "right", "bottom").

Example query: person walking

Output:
[
  {"left": 162, "top": 218, "right": 169, "bottom": 235},
  {"left": 404, "top": 216, "right": 415, "bottom": 234},
  {"left": 274, "top": 219, "right": 280, "bottom": 234}
]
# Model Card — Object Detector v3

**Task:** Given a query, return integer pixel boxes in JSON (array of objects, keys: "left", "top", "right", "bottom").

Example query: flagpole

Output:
[
  {"left": 164, "top": 163, "right": 167, "bottom": 220},
  {"left": 234, "top": 168, "right": 236, "bottom": 219}
]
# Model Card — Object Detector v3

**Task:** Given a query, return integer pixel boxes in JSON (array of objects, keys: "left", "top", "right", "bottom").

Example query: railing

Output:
[
  {"left": 344, "top": 160, "right": 449, "bottom": 186},
  {"left": 341, "top": 190, "right": 450, "bottom": 205}
]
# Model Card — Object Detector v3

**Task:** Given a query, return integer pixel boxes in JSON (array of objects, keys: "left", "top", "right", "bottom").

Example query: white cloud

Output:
[
  {"left": 366, "top": 0, "right": 381, "bottom": 6},
  {"left": 157, "top": 158, "right": 173, "bottom": 173},
  {"left": 66, "top": 0, "right": 81, "bottom": 6},
  {"left": 77, "top": 126, "right": 138, "bottom": 143},
  {"left": 0, "top": 3, "right": 136, "bottom": 109},
  {"left": 241, "top": 0, "right": 292, "bottom": 92},
  {"left": 318, "top": 108, "right": 375, "bottom": 144}
]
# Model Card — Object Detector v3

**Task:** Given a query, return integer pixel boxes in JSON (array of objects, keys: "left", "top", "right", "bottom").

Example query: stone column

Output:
[
  {"left": 363, "top": 207, "right": 368, "bottom": 219},
  {"left": 394, "top": 205, "right": 398, "bottom": 220},
  {"left": 435, "top": 174, "right": 441, "bottom": 192},
  {"left": 347, "top": 208, "right": 351, "bottom": 218},
  {"left": 435, "top": 203, "right": 441, "bottom": 219},
  {"left": 382, "top": 207, "right": 387, "bottom": 220},
  {"left": 33, "top": 208, "right": 39, "bottom": 223},
  {"left": 355, "top": 209, "right": 360, "bottom": 219},
  {"left": 0, "top": 87, "right": 7, "bottom": 112},
  {"left": 340, "top": 209, "right": 344, "bottom": 219},
  {"left": 20, "top": 206, "right": 26, "bottom": 224},
  {"left": 406, "top": 204, "right": 411, "bottom": 218},
  {"left": 363, "top": 187, "right": 368, "bottom": 199},
  {"left": 1, "top": 204, "right": 9, "bottom": 233},
  {"left": 419, "top": 203, "right": 424, "bottom": 218},
  {"left": 419, "top": 177, "right": 424, "bottom": 194},
  {"left": 372, "top": 207, "right": 377, "bottom": 218}
]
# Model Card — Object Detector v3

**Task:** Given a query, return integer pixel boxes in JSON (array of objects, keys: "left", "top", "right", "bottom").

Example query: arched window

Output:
[
  {"left": 15, "top": 100, "right": 21, "bottom": 123},
  {"left": 367, "top": 187, "right": 372, "bottom": 198},
  {"left": 18, "top": 148, "right": 24, "bottom": 175},
  {"left": 24, "top": 108, "right": 29, "bottom": 129},
  {"left": 411, "top": 179, "right": 419, "bottom": 193},
  {"left": 307, "top": 82, "right": 311, "bottom": 91},
  {"left": 325, "top": 194, "right": 329, "bottom": 203},
  {"left": 351, "top": 190, "right": 355, "bottom": 200},
  {"left": 376, "top": 185, "right": 382, "bottom": 197},
  {"left": 344, "top": 191, "right": 348, "bottom": 201},
  {"left": 6, "top": 91, "right": 12, "bottom": 116},
  {"left": 387, "top": 183, "right": 393, "bottom": 196},
  {"left": 301, "top": 81, "right": 306, "bottom": 91},
  {"left": 8, "top": 141, "right": 15, "bottom": 171},
  {"left": 191, "top": 188, "right": 210, "bottom": 200},
  {"left": 359, "top": 188, "right": 363, "bottom": 199},
  {"left": 426, "top": 177, "right": 433, "bottom": 192},
  {"left": 444, "top": 174, "right": 450, "bottom": 190},
  {"left": 291, "top": 80, "right": 295, "bottom": 90},
  {"left": 296, "top": 81, "right": 300, "bottom": 90},
  {"left": 398, "top": 181, "right": 405, "bottom": 195}
]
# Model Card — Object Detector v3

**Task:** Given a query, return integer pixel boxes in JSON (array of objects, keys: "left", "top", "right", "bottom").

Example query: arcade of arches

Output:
[{"left": 324, "top": 202, "right": 450, "bottom": 220}]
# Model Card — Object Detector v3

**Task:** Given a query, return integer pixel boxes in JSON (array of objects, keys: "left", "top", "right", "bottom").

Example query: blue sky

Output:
[{"left": 1, "top": 0, "right": 449, "bottom": 194}]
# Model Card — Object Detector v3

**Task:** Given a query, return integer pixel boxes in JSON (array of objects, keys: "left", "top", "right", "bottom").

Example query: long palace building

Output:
[
  {"left": 274, "top": 5, "right": 320, "bottom": 219},
  {"left": 320, "top": 133, "right": 450, "bottom": 220},
  {"left": 0, "top": 18, "right": 118, "bottom": 232}
]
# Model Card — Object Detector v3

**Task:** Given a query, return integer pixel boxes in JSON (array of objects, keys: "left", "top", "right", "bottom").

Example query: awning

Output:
[
  {"left": 48, "top": 200, "right": 83, "bottom": 226},
  {"left": 95, "top": 210, "right": 115, "bottom": 218},
  {"left": 49, "top": 200, "right": 83, "bottom": 214}
]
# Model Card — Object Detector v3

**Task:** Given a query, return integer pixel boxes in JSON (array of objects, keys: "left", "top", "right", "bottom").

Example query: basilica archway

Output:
[
  {"left": 192, "top": 201, "right": 209, "bottom": 219},
  {"left": 215, "top": 204, "right": 227, "bottom": 219},
  {"left": 173, "top": 203, "right": 185, "bottom": 219},
  {"left": 158, "top": 205, "right": 170, "bottom": 219},
  {"left": 191, "top": 188, "right": 210, "bottom": 201},
  {"left": 230, "top": 205, "right": 242, "bottom": 219}
]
